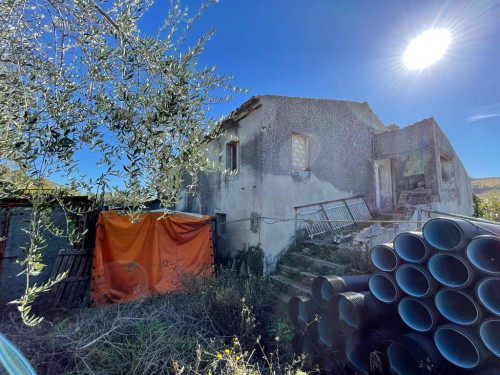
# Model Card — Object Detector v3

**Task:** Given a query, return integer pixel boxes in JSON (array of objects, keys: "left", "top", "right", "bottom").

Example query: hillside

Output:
[{"left": 471, "top": 177, "right": 500, "bottom": 196}]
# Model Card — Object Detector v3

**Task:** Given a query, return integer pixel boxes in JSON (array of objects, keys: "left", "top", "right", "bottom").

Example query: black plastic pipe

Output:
[
  {"left": 369, "top": 272, "right": 402, "bottom": 304},
  {"left": 329, "top": 291, "right": 395, "bottom": 334},
  {"left": 394, "top": 231, "right": 432, "bottom": 263},
  {"left": 398, "top": 297, "right": 441, "bottom": 333},
  {"left": 323, "top": 353, "right": 345, "bottom": 374},
  {"left": 311, "top": 274, "right": 370, "bottom": 309},
  {"left": 317, "top": 312, "right": 338, "bottom": 348},
  {"left": 475, "top": 359, "right": 500, "bottom": 375},
  {"left": 467, "top": 235, "right": 500, "bottom": 276},
  {"left": 370, "top": 243, "right": 399, "bottom": 272},
  {"left": 422, "top": 217, "right": 493, "bottom": 251},
  {"left": 345, "top": 334, "right": 375, "bottom": 374},
  {"left": 479, "top": 319, "right": 500, "bottom": 358},
  {"left": 434, "top": 288, "right": 482, "bottom": 326},
  {"left": 395, "top": 264, "right": 437, "bottom": 298},
  {"left": 331, "top": 333, "right": 348, "bottom": 361},
  {"left": 346, "top": 327, "right": 399, "bottom": 374},
  {"left": 306, "top": 313, "right": 333, "bottom": 354},
  {"left": 287, "top": 295, "right": 321, "bottom": 329},
  {"left": 434, "top": 324, "right": 489, "bottom": 370},
  {"left": 292, "top": 332, "right": 303, "bottom": 356},
  {"left": 428, "top": 253, "right": 475, "bottom": 288},
  {"left": 387, "top": 333, "right": 445, "bottom": 375},
  {"left": 476, "top": 277, "right": 500, "bottom": 318},
  {"left": 299, "top": 332, "right": 322, "bottom": 370}
]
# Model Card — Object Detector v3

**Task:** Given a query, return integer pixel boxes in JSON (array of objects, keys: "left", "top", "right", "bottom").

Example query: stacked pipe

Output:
[
  {"left": 287, "top": 217, "right": 500, "bottom": 374},
  {"left": 373, "top": 217, "right": 500, "bottom": 373},
  {"left": 289, "top": 274, "right": 405, "bottom": 373}
]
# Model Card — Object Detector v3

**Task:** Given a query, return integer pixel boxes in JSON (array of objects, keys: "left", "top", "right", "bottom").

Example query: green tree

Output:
[
  {"left": 0, "top": 0, "right": 242, "bottom": 325},
  {"left": 473, "top": 193, "right": 486, "bottom": 218},
  {"left": 483, "top": 191, "right": 500, "bottom": 222}
]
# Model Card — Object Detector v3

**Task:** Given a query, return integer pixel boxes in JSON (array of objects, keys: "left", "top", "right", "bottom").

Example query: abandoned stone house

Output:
[{"left": 177, "top": 95, "right": 472, "bottom": 270}]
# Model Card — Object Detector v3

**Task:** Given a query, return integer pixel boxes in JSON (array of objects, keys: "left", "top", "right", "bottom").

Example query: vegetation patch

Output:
[{"left": 0, "top": 269, "right": 306, "bottom": 375}]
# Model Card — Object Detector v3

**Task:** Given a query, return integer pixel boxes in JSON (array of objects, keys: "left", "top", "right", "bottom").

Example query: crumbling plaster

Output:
[
  {"left": 181, "top": 96, "right": 388, "bottom": 270},
  {"left": 373, "top": 118, "right": 472, "bottom": 215},
  {"left": 180, "top": 96, "right": 472, "bottom": 271},
  {"left": 433, "top": 120, "right": 473, "bottom": 215}
]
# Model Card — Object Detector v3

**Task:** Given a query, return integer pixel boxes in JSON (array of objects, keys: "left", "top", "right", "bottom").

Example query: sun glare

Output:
[{"left": 403, "top": 29, "right": 451, "bottom": 70}]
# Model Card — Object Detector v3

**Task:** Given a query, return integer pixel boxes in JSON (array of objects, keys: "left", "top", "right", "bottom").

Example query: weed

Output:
[{"left": 1, "top": 268, "right": 299, "bottom": 375}]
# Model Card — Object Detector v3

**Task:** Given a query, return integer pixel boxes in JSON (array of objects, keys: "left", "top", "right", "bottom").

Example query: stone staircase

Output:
[{"left": 271, "top": 240, "right": 351, "bottom": 305}]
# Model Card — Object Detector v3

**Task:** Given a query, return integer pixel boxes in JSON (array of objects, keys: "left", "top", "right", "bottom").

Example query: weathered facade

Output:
[{"left": 177, "top": 95, "right": 472, "bottom": 270}]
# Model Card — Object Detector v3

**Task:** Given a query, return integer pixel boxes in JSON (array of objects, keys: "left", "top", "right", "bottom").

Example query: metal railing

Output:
[{"left": 295, "top": 196, "right": 372, "bottom": 238}]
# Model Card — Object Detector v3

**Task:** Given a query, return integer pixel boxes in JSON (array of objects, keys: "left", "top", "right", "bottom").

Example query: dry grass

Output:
[{"left": 0, "top": 269, "right": 303, "bottom": 375}]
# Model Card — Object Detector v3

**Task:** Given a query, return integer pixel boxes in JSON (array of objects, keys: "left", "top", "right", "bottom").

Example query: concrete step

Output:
[
  {"left": 278, "top": 265, "right": 317, "bottom": 285},
  {"left": 270, "top": 274, "right": 312, "bottom": 297},
  {"left": 288, "top": 252, "right": 347, "bottom": 275}
]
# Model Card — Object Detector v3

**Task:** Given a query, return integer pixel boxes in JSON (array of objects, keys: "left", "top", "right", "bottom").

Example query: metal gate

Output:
[{"left": 295, "top": 196, "right": 372, "bottom": 238}]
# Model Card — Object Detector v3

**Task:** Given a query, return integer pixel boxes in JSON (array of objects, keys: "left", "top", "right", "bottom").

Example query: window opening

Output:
[
  {"left": 226, "top": 141, "right": 239, "bottom": 171},
  {"left": 292, "top": 133, "right": 309, "bottom": 171}
]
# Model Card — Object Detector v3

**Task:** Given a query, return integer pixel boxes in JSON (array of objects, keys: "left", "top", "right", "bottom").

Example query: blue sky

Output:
[{"left": 141, "top": 0, "right": 500, "bottom": 178}]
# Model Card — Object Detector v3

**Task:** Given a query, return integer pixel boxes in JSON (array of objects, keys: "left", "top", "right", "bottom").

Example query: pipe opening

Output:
[
  {"left": 467, "top": 236, "right": 500, "bottom": 275},
  {"left": 298, "top": 302, "right": 309, "bottom": 324},
  {"left": 311, "top": 276, "right": 331, "bottom": 308},
  {"left": 395, "top": 265, "right": 432, "bottom": 297},
  {"left": 321, "top": 279, "right": 335, "bottom": 304},
  {"left": 435, "top": 290, "right": 481, "bottom": 325},
  {"left": 346, "top": 337, "right": 369, "bottom": 374},
  {"left": 287, "top": 296, "right": 303, "bottom": 328},
  {"left": 477, "top": 278, "right": 500, "bottom": 317},
  {"left": 398, "top": 298, "right": 434, "bottom": 332},
  {"left": 428, "top": 254, "right": 472, "bottom": 288},
  {"left": 369, "top": 273, "right": 397, "bottom": 303},
  {"left": 394, "top": 233, "right": 427, "bottom": 263},
  {"left": 434, "top": 327, "right": 480, "bottom": 369},
  {"left": 387, "top": 342, "right": 421, "bottom": 375},
  {"left": 423, "top": 219, "right": 463, "bottom": 250},
  {"left": 480, "top": 320, "right": 500, "bottom": 358},
  {"left": 318, "top": 316, "right": 334, "bottom": 347},
  {"left": 338, "top": 297, "right": 359, "bottom": 329},
  {"left": 371, "top": 245, "right": 398, "bottom": 272}
]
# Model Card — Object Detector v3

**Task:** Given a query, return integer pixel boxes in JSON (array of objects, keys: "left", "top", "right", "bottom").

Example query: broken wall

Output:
[
  {"left": 433, "top": 121, "right": 473, "bottom": 215},
  {"left": 374, "top": 118, "right": 439, "bottom": 208}
]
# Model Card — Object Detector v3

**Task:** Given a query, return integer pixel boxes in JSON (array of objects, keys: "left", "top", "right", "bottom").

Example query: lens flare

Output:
[{"left": 403, "top": 29, "right": 451, "bottom": 70}]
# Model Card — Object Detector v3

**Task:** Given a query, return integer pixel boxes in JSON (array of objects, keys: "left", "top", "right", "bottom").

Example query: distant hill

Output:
[{"left": 471, "top": 177, "right": 500, "bottom": 196}]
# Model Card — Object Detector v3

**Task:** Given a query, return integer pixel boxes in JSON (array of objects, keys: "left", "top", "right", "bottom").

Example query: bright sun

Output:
[{"left": 403, "top": 29, "right": 451, "bottom": 70}]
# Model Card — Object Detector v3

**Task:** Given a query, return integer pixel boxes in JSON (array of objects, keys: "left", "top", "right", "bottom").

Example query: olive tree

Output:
[{"left": 0, "top": 0, "right": 242, "bottom": 325}]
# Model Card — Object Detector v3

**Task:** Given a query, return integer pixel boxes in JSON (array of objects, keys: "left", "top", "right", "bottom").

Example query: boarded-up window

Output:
[
  {"left": 226, "top": 141, "right": 239, "bottom": 171},
  {"left": 292, "top": 133, "right": 309, "bottom": 170}
]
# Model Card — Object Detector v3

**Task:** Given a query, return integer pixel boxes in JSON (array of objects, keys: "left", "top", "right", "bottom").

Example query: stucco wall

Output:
[
  {"left": 180, "top": 97, "right": 472, "bottom": 272},
  {"left": 180, "top": 96, "right": 387, "bottom": 270},
  {"left": 255, "top": 96, "right": 385, "bottom": 267},
  {"left": 433, "top": 121, "right": 473, "bottom": 215},
  {"left": 374, "top": 118, "right": 439, "bottom": 200},
  {"left": 177, "top": 100, "right": 270, "bottom": 263}
]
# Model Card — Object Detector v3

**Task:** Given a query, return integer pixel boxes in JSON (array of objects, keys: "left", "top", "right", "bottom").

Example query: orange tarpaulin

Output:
[{"left": 91, "top": 210, "right": 214, "bottom": 304}]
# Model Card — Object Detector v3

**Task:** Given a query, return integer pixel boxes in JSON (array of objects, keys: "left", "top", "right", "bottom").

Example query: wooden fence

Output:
[{"left": 46, "top": 248, "right": 94, "bottom": 308}]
